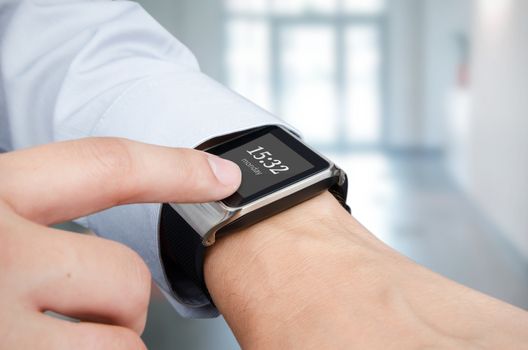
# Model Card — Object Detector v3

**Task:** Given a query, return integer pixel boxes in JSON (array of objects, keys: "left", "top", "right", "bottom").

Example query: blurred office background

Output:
[{"left": 129, "top": 0, "right": 528, "bottom": 348}]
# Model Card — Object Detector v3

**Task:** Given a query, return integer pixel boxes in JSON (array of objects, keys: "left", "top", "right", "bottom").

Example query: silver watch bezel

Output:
[{"left": 169, "top": 126, "right": 346, "bottom": 246}]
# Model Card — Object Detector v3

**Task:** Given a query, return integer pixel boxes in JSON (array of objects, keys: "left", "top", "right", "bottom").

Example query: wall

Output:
[
  {"left": 386, "top": 0, "right": 472, "bottom": 150},
  {"left": 421, "top": 0, "right": 471, "bottom": 149},
  {"left": 463, "top": 0, "right": 528, "bottom": 259},
  {"left": 385, "top": 0, "right": 423, "bottom": 148}
]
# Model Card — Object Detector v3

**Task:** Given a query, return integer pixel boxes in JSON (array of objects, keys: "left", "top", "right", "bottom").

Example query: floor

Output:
[{"left": 139, "top": 151, "right": 528, "bottom": 349}]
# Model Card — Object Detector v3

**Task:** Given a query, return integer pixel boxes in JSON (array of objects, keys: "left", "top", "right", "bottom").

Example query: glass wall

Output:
[{"left": 225, "top": 0, "right": 385, "bottom": 148}]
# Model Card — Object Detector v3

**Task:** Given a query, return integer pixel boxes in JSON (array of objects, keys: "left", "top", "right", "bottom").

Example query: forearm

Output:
[{"left": 205, "top": 192, "right": 528, "bottom": 349}]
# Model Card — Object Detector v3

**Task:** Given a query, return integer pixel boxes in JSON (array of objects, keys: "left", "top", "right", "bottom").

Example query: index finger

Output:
[{"left": 0, "top": 137, "right": 241, "bottom": 224}]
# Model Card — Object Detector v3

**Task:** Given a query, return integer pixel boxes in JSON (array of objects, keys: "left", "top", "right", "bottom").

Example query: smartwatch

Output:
[{"left": 159, "top": 125, "right": 350, "bottom": 304}]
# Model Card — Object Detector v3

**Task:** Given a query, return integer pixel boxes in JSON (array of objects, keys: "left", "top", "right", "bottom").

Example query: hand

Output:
[
  {"left": 205, "top": 192, "right": 528, "bottom": 349},
  {"left": 0, "top": 138, "right": 241, "bottom": 350}
]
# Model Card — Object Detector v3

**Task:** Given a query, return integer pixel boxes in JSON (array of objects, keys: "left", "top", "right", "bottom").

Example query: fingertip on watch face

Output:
[{"left": 207, "top": 154, "right": 242, "bottom": 189}]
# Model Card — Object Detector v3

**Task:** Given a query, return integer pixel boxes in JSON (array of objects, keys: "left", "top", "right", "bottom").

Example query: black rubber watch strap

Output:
[
  {"left": 159, "top": 204, "right": 212, "bottom": 303},
  {"left": 331, "top": 174, "right": 351, "bottom": 213}
]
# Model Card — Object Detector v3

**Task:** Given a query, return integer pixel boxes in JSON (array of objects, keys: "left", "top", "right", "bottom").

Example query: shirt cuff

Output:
[{"left": 74, "top": 71, "right": 292, "bottom": 318}]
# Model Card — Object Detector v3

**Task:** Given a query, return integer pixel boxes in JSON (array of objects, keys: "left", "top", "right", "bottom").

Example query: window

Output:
[
  {"left": 225, "top": 0, "right": 385, "bottom": 148},
  {"left": 279, "top": 25, "right": 337, "bottom": 143}
]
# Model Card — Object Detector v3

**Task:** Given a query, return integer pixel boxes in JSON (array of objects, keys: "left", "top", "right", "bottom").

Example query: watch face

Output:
[{"left": 206, "top": 126, "right": 330, "bottom": 207}]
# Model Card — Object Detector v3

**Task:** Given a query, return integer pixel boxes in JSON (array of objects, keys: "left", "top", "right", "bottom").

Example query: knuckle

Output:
[
  {"left": 178, "top": 149, "right": 213, "bottom": 191},
  {"left": 119, "top": 329, "right": 147, "bottom": 350},
  {"left": 81, "top": 138, "right": 136, "bottom": 198},
  {"left": 83, "top": 237, "right": 151, "bottom": 323},
  {"left": 81, "top": 326, "right": 145, "bottom": 350},
  {"left": 114, "top": 243, "right": 151, "bottom": 315},
  {"left": 0, "top": 200, "right": 14, "bottom": 231},
  {"left": 88, "top": 138, "right": 134, "bottom": 174},
  {"left": 108, "top": 328, "right": 146, "bottom": 350},
  {"left": 0, "top": 206, "right": 24, "bottom": 275},
  {"left": 0, "top": 232, "right": 11, "bottom": 281},
  {"left": 0, "top": 203, "right": 8, "bottom": 240}
]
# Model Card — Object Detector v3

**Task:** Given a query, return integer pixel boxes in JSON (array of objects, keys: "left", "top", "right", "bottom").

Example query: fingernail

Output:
[{"left": 207, "top": 154, "right": 241, "bottom": 187}]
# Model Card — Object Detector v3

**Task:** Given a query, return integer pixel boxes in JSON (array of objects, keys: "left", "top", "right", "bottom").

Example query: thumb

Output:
[{"left": 0, "top": 137, "right": 241, "bottom": 224}]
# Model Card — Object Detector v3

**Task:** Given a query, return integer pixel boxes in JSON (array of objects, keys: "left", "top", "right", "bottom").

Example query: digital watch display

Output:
[
  {"left": 158, "top": 125, "right": 350, "bottom": 309},
  {"left": 207, "top": 126, "right": 330, "bottom": 207}
]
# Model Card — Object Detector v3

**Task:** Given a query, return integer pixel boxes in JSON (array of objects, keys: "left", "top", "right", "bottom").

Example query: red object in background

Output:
[{"left": 457, "top": 62, "right": 470, "bottom": 88}]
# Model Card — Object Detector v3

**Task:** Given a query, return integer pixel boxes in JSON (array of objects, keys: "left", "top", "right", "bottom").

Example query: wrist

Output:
[
  {"left": 204, "top": 193, "right": 528, "bottom": 349},
  {"left": 204, "top": 191, "right": 386, "bottom": 344}
]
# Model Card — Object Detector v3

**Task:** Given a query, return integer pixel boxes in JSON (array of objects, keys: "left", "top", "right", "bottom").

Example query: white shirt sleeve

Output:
[{"left": 0, "top": 0, "right": 292, "bottom": 318}]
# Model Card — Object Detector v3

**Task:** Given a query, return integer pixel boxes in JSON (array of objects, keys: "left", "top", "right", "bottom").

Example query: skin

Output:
[
  {"left": 1, "top": 137, "right": 527, "bottom": 349},
  {"left": 206, "top": 193, "right": 528, "bottom": 349},
  {"left": 0, "top": 137, "right": 241, "bottom": 349}
]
